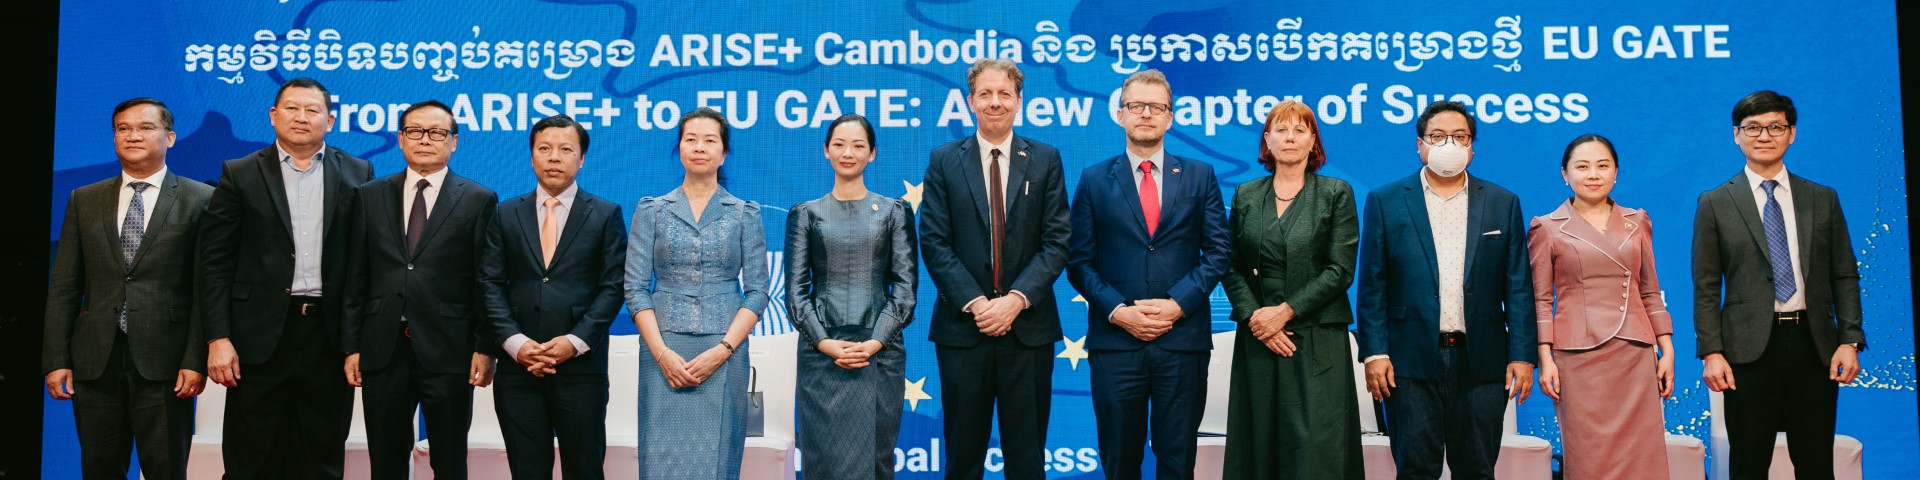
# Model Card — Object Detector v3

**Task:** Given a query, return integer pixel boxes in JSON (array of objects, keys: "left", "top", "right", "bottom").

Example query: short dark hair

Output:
[
  {"left": 276, "top": 77, "right": 333, "bottom": 111},
  {"left": 678, "top": 107, "right": 730, "bottom": 153},
  {"left": 1732, "top": 90, "right": 1796, "bottom": 126},
  {"left": 1561, "top": 134, "right": 1618, "bottom": 169},
  {"left": 112, "top": 97, "right": 173, "bottom": 131},
  {"left": 1415, "top": 100, "right": 1477, "bottom": 139},
  {"left": 399, "top": 100, "right": 458, "bottom": 134},
  {"left": 530, "top": 114, "right": 590, "bottom": 155},
  {"left": 824, "top": 114, "right": 875, "bottom": 150}
]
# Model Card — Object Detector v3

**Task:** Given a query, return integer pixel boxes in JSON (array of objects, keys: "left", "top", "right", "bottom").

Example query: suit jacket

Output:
[
  {"left": 919, "top": 134, "right": 1071, "bottom": 348},
  {"left": 1067, "top": 153, "right": 1230, "bottom": 351},
  {"left": 200, "top": 146, "right": 372, "bottom": 362},
  {"left": 1692, "top": 172, "right": 1864, "bottom": 364},
  {"left": 45, "top": 172, "right": 214, "bottom": 381},
  {"left": 1528, "top": 201, "right": 1673, "bottom": 351},
  {"left": 1355, "top": 173, "right": 1537, "bottom": 381},
  {"left": 1221, "top": 173, "right": 1359, "bottom": 330},
  {"left": 478, "top": 189, "right": 627, "bottom": 375},
  {"left": 342, "top": 170, "right": 499, "bottom": 374}
]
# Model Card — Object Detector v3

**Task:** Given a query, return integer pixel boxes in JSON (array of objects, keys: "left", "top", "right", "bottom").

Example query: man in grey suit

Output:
[
  {"left": 44, "top": 98, "right": 213, "bottom": 480},
  {"left": 1694, "top": 90, "right": 1865, "bottom": 480},
  {"left": 199, "top": 77, "right": 373, "bottom": 479}
]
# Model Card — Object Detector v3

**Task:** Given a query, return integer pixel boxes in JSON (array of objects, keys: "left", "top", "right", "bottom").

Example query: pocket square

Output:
[{"left": 1482, "top": 230, "right": 1502, "bottom": 236}]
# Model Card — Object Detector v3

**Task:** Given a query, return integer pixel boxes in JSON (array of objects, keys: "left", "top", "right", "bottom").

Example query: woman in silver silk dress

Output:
[
  {"left": 784, "top": 114, "right": 918, "bottom": 480},
  {"left": 624, "top": 108, "right": 768, "bottom": 479}
]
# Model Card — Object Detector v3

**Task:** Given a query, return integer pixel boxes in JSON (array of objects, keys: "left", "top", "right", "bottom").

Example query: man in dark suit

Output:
[
  {"left": 44, "top": 98, "right": 212, "bottom": 480},
  {"left": 1694, "top": 90, "right": 1864, "bottom": 480},
  {"left": 200, "top": 77, "right": 373, "bottom": 479},
  {"left": 1065, "top": 70, "right": 1230, "bottom": 480},
  {"left": 341, "top": 100, "right": 499, "bottom": 479},
  {"left": 478, "top": 114, "right": 625, "bottom": 480},
  {"left": 1355, "top": 101, "right": 1536, "bottom": 480},
  {"left": 919, "top": 59, "right": 1071, "bottom": 480}
]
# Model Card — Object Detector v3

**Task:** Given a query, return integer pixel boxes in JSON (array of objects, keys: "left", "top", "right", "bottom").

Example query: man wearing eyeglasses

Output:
[
  {"left": 1066, "top": 69, "right": 1230, "bottom": 480},
  {"left": 1693, "top": 90, "right": 1863, "bottom": 480},
  {"left": 340, "top": 100, "right": 500, "bottom": 479},
  {"left": 44, "top": 98, "right": 213, "bottom": 480},
  {"left": 1355, "top": 100, "right": 1536, "bottom": 480},
  {"left": 200, "top": 77, "right": 373, "bottom": 479}
]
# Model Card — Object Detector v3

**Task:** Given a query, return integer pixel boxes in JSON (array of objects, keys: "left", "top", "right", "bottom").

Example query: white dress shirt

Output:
[
  {"left": 963, "top": 131, "right": 1030, "bottom": 313},
  {"left": 402, "top": 167, "right": 450, "bottom": 228},
  {"left": 1745, "top": 166, "right": 1807, "bottom": 312},
  {"left": 503, "top": 184, "right": 591, "bottom": 361},
  {"left": 117, "top": 166, "right": 167, "bottom": 234},
  {"left": 1422, "top": 171, "right": 1471, "bottom": 333}
]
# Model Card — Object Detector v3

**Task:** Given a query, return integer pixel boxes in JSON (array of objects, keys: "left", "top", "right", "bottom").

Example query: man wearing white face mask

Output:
[{"left": 1354, "top": 100, "right": 1537, "bottom": 479}]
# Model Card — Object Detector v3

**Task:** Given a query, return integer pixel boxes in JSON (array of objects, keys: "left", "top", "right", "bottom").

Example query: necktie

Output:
[
  {"left": 988, "top": 148, "right": 1005, "bottom": 292},
  {"left": 119, "top": 181, "right": 151, "bottom": 333},
  {"left": 540, "top": 197, "right": 560, "bottom": 267},
  {"left": 407, "top": 179, "right": 430, "bottom": 253},
  {"left": 1140, "top": 161, "right": 1160, "bottom": 237},
  {"left": 1761, "top": 180, "right": 1797, "bottom": 302}
]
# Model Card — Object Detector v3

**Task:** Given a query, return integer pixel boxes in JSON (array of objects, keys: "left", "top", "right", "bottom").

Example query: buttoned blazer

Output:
[
  {"left": 1527, "top": 200, "right": 1672, "bottom": 351},
  {"left": 45, "top": 172, "right": 214, "bottom": 380}
]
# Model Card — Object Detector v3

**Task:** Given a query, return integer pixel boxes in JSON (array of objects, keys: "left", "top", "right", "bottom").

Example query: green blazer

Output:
[{"left": 1222, "top": 173, "right": 1360, "bottom": 328}]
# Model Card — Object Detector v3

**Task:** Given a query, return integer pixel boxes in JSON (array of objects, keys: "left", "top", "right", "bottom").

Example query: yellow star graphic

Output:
[
  {"left": 904, "top": 377, "right": 933, "bottom": 411},
  {"left": 1072, "top": 295, "right": 1085, "bottom": 303},
  {"left": 1057, "top": 336, "right": 1088, "bottom": 370},
  {"left": 902, "top": 180, "right": 924, "bottom": 213}
]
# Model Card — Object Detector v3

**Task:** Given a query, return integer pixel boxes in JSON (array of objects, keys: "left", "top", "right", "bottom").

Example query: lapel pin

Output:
[
  {"left": 1172, "top": 167, "right": 1181, "bottom": 174},
  {"left": 872, "top": 203, "right": 880, "bottom": 211},
  {"left": 1017, "top": 150, "right": 1028, "bottom": 157},
  {"left": 1625, "top": 222, "right": 1635, "bottom": 231}
]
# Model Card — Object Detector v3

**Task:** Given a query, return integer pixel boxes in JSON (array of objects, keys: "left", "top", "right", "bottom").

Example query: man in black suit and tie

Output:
[
  {"left": 44, "top": 98, "right": 213, "bottom": 480},
  {"left": 919, "top": 59, "right": 1072, "bottom": 480},
  {"left": 1694, "top": 90, "right": 1864, "bottom": 480},
  {"left": 478, "top": 114, "right": 626, "bottom": 480},
  {"left": 1066, "top": 70, "right": 1231, "bottom": 480},
  {"left": 341, "top": 100, "right": 500, "bottom": 479},
  {"left": 200, "top": 77, "right": 373, "bottom": 479}
]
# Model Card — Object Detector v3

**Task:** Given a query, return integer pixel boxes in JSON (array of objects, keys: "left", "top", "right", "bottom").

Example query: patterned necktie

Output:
[
  {"left": 120, "top": 181, "right": 151, "bottom": 332},
  {"left": 540, "top": 197, "right": 560, "bottom": 267},
  {"left": 1140, "top": 161, "right": 1160, "bottom": 237},
  {"left": 1761, "top": 179, "right": 1797, "bottom": 302},
  {"left": 407, "top": 179, "right": 430, "bottom": 253},
  {"left": 988, "top": 148, "right": 1005, "bottom": 292}
]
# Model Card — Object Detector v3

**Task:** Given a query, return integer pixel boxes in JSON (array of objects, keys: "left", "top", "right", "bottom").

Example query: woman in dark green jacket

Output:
[{"left": 1220, "top": 100, "right": 1364, "bottom": 479}]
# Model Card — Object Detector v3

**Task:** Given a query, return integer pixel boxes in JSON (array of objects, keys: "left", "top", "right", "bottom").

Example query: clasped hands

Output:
[
  {"left": 817, "top": 339, "right": 886, "bottom": 370},
  {"left": 968, "top": 294, "right": 1028, "bottom": 337},
  {"left": 651, "top": 343, "right": 732, "bottom": 389},
  {"left": 515, "top": 336, "right": 581, "bottom": 376},
  {"left": 1111, "top": 299, "right": 1185, "bottom": 342}
]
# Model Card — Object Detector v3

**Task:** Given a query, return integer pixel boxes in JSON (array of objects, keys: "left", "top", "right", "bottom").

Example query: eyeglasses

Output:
[
  {"left": 114, "top": 124, "right": 166, "bottom": 138},
  {"left": 1422, "top": 133, "right": 1474, "bottom": 147},
  {"left": 1121, "top": 102, "right": 1170, "bottom": 116},
  {"left": 1737, "top": 124, "right": 1792, "bottom": 138},
  {"left": 401, "top": 127, "right": 454, "bottom": 141}
]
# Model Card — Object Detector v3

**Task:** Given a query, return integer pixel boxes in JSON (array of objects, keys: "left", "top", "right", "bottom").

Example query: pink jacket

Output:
[{"left": 1527, "top": 201, "right": 1673, "bottom": 351}]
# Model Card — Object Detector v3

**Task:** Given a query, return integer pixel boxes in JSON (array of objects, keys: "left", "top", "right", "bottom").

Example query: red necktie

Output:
[
  {"left": 989, "top": 148, "right": 1005, "bottom": 292},
  {"left": 1140, "top": 160, "right": 1160, "bottom": 237}
]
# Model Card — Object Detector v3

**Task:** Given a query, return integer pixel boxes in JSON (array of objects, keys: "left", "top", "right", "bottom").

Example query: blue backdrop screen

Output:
[{"left": 50, "top": 1, "right": 1913, "bottom": 477}]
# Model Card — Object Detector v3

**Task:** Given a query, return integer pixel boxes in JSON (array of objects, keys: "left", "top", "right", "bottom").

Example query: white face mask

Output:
[{"left": 1426, "top": 141, "right": 1471, "bottom": 178}]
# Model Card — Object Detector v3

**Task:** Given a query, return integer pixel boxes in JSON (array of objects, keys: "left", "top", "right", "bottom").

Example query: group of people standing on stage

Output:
[{"left": 43, "top": 58, "right": 1865, "bottom": 480}]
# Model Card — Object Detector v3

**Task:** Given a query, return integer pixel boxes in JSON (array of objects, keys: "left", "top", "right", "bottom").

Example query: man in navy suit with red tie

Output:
[{"left": 1066, "top": 70, "right": 1231, "bottom": 480}]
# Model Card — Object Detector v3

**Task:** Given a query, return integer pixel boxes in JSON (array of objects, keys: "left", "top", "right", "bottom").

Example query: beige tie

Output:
[{"left": 540, "top": 197, "right": 560, "bottom": 267}]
